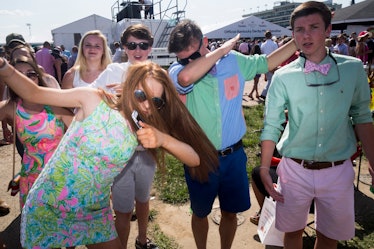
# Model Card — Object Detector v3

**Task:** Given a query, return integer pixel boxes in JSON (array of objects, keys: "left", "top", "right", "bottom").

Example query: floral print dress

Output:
[
  {"left": 16, "top": 100, "right": 65, "bottom": 208},
  {"left": 20, "top": 101, "right": 137, "bottom": 248}
]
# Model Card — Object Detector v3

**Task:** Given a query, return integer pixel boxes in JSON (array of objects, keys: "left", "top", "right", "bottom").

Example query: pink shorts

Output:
[{"left": 275, "top": 157, "right": 355, "bottom": 240}]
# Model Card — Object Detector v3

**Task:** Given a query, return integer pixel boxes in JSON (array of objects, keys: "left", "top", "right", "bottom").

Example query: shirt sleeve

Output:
[
  {"left": 349, "top": 62, "right": 373, "bottom": 124},
  {"left": 168, "top": 62, "right": 194, "bottom": 94}
]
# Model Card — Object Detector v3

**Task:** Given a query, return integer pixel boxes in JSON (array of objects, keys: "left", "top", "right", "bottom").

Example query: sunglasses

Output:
[
  {"left": 126, "top": 42, "right": 150, "bottom": 50},
  {"left": 177, "top": 38, "right": 203, "bottom": 66},
  {"left": 134, "top": 89, "right": 165, "bottom": 110},
  {"left": 22, "top": 71, "right": 39, "bottom": 80}
]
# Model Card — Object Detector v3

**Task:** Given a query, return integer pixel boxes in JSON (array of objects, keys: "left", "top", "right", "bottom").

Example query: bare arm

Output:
[
  {"left": 61, "top": 68, "right": 75, "bottom": 89},
  {"left": 0, "top": 100, "right": 14, "bottom": 121},
  {"left": 136, "top": 122, "right": 200, "bottom": 167},
  {"left": 0, "top": 58, "right": 100, "bottom": 112},
  {"left": 54, "top": 59, "right": 62, "bottom": 83},
  {"left": 267, "top": 39, "right": 297, "bottom": 71},
  {"left": 355, "top": 123, "right": 374, "bottom": 185},
  {"left": 260, "top": 140, "right": 284, "bottom": 203},
  {"left": 177, "top": 34, "right": 240, "bottom": 87}
]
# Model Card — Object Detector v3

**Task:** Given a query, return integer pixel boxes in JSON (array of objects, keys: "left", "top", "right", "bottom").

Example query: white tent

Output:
[
  {"left": 203, "top": 15, "right": 292, "bottom": 40},
  {"left": 51, "top": 14, "right": 114, "bottom": 52}
]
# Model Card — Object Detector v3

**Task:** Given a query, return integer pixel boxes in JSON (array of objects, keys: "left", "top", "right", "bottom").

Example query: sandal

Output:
[
  {"left": 249, "top": 211, "right": 261, "bottom": 225},
  {"left": 135, "top": 237, "right": 159, "bottom": 249}
]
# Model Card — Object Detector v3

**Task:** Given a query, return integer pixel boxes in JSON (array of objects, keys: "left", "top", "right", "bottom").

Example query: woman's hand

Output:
[
  {"left": 136, "top": 121, "right": 200, "bottom": 167},
  {"left": 136, "top": 122, "right": 164, "bottom": 149}
]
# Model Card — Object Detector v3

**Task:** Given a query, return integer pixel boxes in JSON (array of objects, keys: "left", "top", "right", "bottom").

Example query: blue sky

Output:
[{"left": 0, "top": 0, "right": 364, "bottom": 44}]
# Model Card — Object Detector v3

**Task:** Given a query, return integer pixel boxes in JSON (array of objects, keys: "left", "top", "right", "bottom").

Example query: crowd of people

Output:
[{"left": 0, "top": 1, "right": 374, "bottom": 249}]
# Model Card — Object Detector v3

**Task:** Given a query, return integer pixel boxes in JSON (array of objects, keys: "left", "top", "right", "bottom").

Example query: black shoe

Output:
[
  {"left": 0, "top": 199, "right": 10, "bottom": 217},
  {"left": 259, "top": 95, "right": 266, "bottom": 101},
  {"left": 135, "top": 237, "right": 159, "bottom": 249}
]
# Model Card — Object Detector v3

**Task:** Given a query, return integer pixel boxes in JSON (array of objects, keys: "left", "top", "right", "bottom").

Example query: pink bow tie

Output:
[{"left": 304, "top": 60, "right": 331, "bottom": 75}]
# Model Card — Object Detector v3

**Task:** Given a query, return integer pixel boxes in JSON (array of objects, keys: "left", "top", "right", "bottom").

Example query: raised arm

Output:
[
  {"left": 177, "top": 34, "right": 240, "bottom": 87},
  {"left": 0, "top": 58, "right": 98, "bottom": 111},
  {"left": 267, "top": 39, "right": 297, "bottom": 71}
]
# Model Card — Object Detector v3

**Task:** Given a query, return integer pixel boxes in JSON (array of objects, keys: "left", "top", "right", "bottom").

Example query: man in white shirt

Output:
[
  {"left": 112, "top": 42, "right": 123, "bottom": 63},
  {"left": 260, "top": 30, "right": 278, "bottom": 100}
]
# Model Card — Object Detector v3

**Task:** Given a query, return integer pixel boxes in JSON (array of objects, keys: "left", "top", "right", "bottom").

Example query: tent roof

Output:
[
  {"left": 332, "top": 0, "right": 374, "bottom": 26},
  {"left": 203, "top": 15, "right": 291, "bottom": 40},
  {"left": 51, "top": 14, "right": 112, "bottom": 33}
]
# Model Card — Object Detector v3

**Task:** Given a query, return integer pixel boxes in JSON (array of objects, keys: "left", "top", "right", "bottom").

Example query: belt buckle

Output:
[
  {"left": 303, "top": 160, "right": 314, "bottom": 168},
  {"left": 220, "top": 147, "right": 233, "bottom": 156}
]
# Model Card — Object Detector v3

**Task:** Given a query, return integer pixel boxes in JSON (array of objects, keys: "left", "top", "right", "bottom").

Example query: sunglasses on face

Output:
[
  {"left": 21, "top": 71, "right": 39, "bottom": 80},
  {"left": 177, "top": 38, "right": 203, "bottom": 66},
  {"left": 134, "top": 89, "right": 165, "bottom": 110},
  {"left": 125, "top": 42, "right": 150, "bottom": 50}
]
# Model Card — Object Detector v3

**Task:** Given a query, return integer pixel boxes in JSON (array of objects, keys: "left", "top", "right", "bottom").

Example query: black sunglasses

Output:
[
  {"left": 125, "top": 42, "right": 150, "bottom": 50},
  {"left": 177, "top": 38, "right": 203, "bottom": 66},
  {"left": 23, "top": 71, "right": 39, "bottom": 80},
  {"left": 134, "top": 90, "right": 165, "bottom": 110}
]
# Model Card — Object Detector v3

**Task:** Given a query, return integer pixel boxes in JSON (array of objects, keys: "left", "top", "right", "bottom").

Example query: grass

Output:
[{"left": 150, "top": 104, "right": 374, "bottom": 249}]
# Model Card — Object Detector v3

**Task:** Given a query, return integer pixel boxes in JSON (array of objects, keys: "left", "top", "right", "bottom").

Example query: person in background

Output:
[
  {"left": 60, "top": 44, "right": 71, "bottom": 59},
  {"left": 1, "top": 33, "right": 27, "bottom": 145},
  {"left": 68, "top": 45, "right": 79, "bottom": 69},
  {"left": 0, "top": 57, "right": 218, "bottom": 249},
  {"left": 325, "top": 38, "right": 334, "bottom": 53},
  {"left": 333, "top": 33, "right": 349, "bottom": 55},
  {"left": 366, "top": 27, "right": 374, "bottom": 73},
  {"left": 238, "top": 39, "right": 250, "bottom": 55},
  {"left": 10, "top": 44, "right": 60, "bottom": 89},
  {"left": 112, "top": 42, "right": 123, "bottom": 63},
  {"left": 35, "top": 41, "right": 56, "bottom": 79},
  {"left": 356, "top": 31, "right": 370, "bottom": 65},
  {"left": 348, "top": 32, "right": 357, "bottom": 57},
  {"left": 139, "top": 0, "right": 154, "bottom": 19},
  {"left": 167, "top": 19, "right": 297, "bottom": 249},
  {"left": 248, "top": 43, "right": 262, "bottom": 100},
  {"left": 61, "top": 30, "right": 112, "bottom": 89},
  {"left": 0, "top": 55, "right": 73, "bottom": 209},
  {"left": 259, "top": 30, "right": 279, "bottom": 100},
  {"left": 51, "top": 46, "right": 68, "bottom": 84},
  {"left": 260, "top": 2, "right": 374, "bottom": 248}
]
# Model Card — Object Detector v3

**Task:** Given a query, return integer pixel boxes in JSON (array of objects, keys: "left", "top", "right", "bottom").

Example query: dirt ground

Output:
[{"left": 1, "top": 78, "right": 373, "bottom": 249}]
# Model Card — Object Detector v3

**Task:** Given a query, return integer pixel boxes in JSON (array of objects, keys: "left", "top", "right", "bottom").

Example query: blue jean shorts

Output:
[{"left": 184, "top": 147, "right": 250, "bottom": 217}]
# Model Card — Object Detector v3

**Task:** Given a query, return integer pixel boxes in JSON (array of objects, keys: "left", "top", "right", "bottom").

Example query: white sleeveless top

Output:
[{"left": 73, "top": 70, "right": 91, "bottom": 88}]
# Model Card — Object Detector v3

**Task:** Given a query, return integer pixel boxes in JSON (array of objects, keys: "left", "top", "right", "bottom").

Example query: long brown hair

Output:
[{"left": 118, "top": 61, "right": 218, "bottom": 182}]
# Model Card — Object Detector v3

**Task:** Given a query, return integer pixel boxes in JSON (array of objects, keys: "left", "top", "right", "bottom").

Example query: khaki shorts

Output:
[{"left": 111, "top": 150, "right": 156, "bottom": 213}]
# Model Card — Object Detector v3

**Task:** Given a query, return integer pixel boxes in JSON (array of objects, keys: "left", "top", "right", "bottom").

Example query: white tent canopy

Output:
[{"left": 203, "top": 15, "right": 292, "bottom": 40}]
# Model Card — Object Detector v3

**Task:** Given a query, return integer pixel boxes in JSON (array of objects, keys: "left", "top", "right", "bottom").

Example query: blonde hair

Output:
[{"left": 74, "top": 30, "right": 112, "bottom": 74}]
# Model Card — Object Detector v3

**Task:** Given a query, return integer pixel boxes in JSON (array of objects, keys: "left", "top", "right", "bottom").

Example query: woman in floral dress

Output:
[
  {"left": 0, "top": 59, "right": 218, "bottom": 249},
  {"left": 0, "top": 56, "right": 73, "bottom": 208}
]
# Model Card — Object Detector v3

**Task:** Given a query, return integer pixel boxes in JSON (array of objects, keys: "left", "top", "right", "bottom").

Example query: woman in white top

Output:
[{"left": 61, "top": 30, "right": 112, "bottom": 89}]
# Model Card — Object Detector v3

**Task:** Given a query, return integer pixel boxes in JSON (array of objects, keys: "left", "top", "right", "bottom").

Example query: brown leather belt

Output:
[{"left": 291, "top": 158, "right": 346, "bottom": 170}]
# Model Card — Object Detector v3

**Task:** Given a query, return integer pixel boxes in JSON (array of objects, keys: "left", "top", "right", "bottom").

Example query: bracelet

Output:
[{"left": 259, "top": 166, "right": 270, "bottom": 170}]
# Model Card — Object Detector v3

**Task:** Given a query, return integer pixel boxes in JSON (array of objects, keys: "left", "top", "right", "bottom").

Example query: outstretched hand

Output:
[
  {"left": 105, "top": 83, "right": 123, "bottom": 95},
  {"left": 260, "top": 168, "right": 284, "bottom": 203},
  {"left": 219, "top": 33, "right": 241, "bottom": 55}
]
